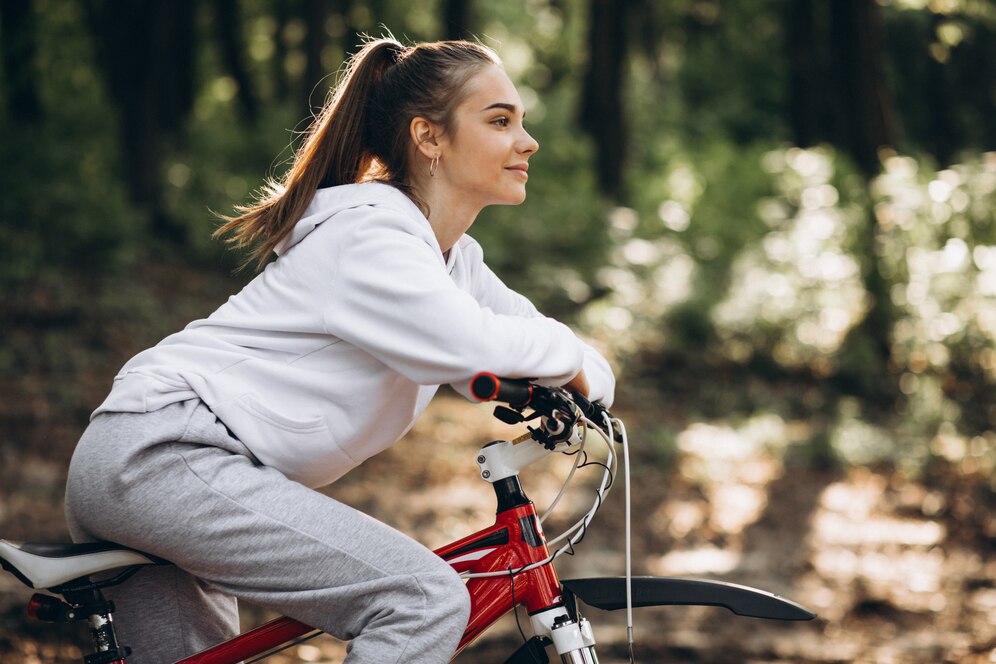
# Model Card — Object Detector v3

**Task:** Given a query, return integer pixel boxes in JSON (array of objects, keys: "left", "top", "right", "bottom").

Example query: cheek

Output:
[
  {"left": 448, "top": 132, "right": 510, "bottom": 188},
  {"left": 456, "top": 130, "right": 504, "bottom": 167},
  {"left": 457, "top": 147, "right": 500, "bottom": 183}
]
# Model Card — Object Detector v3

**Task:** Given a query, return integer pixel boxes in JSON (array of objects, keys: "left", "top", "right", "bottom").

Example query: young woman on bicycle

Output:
[{"left": 64, "top": 37, "right": 615, "bottom": 664}]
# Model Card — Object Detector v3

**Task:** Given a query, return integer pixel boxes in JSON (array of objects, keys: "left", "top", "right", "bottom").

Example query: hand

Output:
[{"left": 563, "top": 369, "right": 590, "bottom": 398}]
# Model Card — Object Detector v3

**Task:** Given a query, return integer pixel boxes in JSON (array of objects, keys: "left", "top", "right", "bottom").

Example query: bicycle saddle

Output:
[{"left": 0, "top": 539, "right": 166, "bottom": 590}]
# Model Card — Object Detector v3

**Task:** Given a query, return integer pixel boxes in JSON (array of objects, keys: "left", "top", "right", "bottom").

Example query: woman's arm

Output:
[
  {"left": 461, "top": 238, "right": 615, "bottom": 406},
  {"left": 320, "top": 213, "right": 586, "bottom": 388}
]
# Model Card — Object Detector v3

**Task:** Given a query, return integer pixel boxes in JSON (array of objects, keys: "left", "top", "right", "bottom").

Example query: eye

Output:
[{"left": 491, "top": 116, "right": 510, "bottom": 127}]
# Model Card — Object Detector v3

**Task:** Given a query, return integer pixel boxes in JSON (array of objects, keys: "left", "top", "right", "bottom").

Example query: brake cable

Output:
[{"left": 606, "top": 412, "right": 635, "bottom": 663}]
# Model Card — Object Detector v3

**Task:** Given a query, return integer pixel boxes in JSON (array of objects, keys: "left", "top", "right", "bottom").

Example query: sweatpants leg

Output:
[{"left": 65, "top": 400, "right": 470, "bottom": 664}]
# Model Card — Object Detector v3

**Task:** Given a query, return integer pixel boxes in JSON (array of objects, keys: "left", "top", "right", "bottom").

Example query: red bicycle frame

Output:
[
  {"left": 440, "top": 498, "right": 562, "bottom": 653},
  {"left": 176, "top": 477, "right": 562, "bottom": 663}
]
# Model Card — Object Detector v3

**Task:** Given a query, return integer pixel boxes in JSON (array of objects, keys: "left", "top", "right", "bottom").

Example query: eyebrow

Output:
[{"left": 481, "top": 102, "right": 522, "bottom": 116}]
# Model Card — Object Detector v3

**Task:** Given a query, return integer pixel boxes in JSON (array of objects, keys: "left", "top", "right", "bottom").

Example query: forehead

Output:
[{"left": 458, "top": 65, "right": 523, "bottom": 112}]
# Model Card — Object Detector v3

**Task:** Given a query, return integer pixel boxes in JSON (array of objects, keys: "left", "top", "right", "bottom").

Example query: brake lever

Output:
[{"left": 493, "top": 405, "right": 525, "bottom": 425}]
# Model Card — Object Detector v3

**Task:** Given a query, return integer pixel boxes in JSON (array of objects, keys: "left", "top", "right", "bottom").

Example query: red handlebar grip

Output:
[
  {"left": 471, "top": 372, "right": 501, "bottom": 402},
  {"left": 471, "top": 373, "right": 534, "bottom": 407}
]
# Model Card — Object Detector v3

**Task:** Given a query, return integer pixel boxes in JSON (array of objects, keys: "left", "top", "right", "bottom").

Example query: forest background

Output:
[{"left": 0, "top": 0, "right": 994, "bottom": 662}]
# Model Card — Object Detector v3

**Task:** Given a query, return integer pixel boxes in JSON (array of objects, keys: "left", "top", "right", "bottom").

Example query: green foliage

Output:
[
  {"left": 0, "top": 119, "right": 138, "bottom": 283},
  {"left": 1, "top": 0, "right": 993, "bottom": 476},
  {"left": 583, "top": 142, "right": 995, "bottom": 475},
  {"left": 668, "top": 0, "right": 789, "bottom": 146},
  {"left": 0, "top": 0, "right": 139, "bottom": 284},
  {"left": 871, "top": 151, "right": 996, "bottom": 448}
]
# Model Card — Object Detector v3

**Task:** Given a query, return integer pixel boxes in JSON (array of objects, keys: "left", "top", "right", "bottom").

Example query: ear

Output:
[{"left": 410, "top": 116, "right": 443, "bottom": 159}]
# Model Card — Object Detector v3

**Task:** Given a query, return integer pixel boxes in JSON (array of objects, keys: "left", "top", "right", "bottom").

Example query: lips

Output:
[{"left": 505, "top": 164, "right": 529, "bottom": 179}]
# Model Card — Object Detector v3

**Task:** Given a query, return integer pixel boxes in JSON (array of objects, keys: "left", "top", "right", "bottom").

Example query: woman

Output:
[{"left": 65, "top": 37, "right": 614, "bottom": 663}]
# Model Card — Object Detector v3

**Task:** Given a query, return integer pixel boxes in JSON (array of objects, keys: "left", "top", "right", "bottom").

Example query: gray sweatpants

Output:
[{"left": 65, "top": 399, "right": 470, "bottom": 664}]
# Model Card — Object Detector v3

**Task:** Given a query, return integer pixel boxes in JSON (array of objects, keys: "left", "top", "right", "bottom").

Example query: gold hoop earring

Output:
[{"left": 429, "top": 156, "right": 439, "bottom": 177}]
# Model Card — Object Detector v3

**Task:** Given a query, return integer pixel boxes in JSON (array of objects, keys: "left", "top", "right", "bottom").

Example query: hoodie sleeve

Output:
[
  {"left": 321, "top": 211, "right": 585, "bottom": 388},
  {"left": 460, "top": 238, "right": 616, "bottom": 407}
]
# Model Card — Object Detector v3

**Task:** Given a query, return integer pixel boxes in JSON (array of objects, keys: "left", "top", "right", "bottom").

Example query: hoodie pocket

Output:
[{"left": 214, "top": 395, "right": 356, "bottom": 487}]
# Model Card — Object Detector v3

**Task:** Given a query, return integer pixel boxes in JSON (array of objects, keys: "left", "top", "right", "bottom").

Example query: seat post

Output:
[{"left": 61, "top": 585, "right": 130, "bottom": 664}]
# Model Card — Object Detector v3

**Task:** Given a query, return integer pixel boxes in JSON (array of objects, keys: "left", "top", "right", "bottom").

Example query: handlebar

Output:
[
  {"left": 470, "top": 374, "right": 534, "bottom": 408},
  {"left": 470, "top": 372, "right": 618, "bottom": 440}
]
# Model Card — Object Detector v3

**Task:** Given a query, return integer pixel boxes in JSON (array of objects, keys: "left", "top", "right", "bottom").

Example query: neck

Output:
[{"left": 414, "top": 180, "right": 482, "bottom": 254}]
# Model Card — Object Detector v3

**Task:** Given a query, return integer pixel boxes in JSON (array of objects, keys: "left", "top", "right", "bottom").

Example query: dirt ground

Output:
[{"left": 1, "top": 263, "right": 993, "bottom": 663}]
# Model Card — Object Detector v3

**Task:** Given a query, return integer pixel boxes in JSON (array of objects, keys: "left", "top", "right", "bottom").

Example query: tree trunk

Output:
[
  {"left": 303, "top": 0, "right": 331, "bottom": 115},
  {"left": 82, "top": 0, "right": 194, "bottom": 244},
  {"left": 828, "top": 0, "right": 899, "bottom": 401},
  {"left": 212, "top": 0, "right": 260, "bottom": 124},
  {"left": 579, "top": 0, "right": 631, "bottom": 200},
  {"left": 159, "top": 0, "right": 197, "bottom": 135},
  {"left": 956, "top": 21, "right": 996, "bottom": 153},
  {"left": 0, "top": 0, "right": 42, "bottom": 123},
  {"left": 787, "top": 0, "right": 819, "bottom": 147},
  {"left": 829, "top": 0, "right": 895, "bottom": 175},
  {"left": 442, "top": 0, "right": 474, "bottom": 41},
  {"left": 271, "top": 0, "right": 292, "bottom": 101}
]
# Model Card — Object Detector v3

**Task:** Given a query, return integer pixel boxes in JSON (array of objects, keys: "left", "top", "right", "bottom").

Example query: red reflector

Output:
[
  {"left": 26, "top": 594, "right": 47, "bottom": 619},
  {"left": 26, "top": 593, "right": 65, "bottom": 622}
]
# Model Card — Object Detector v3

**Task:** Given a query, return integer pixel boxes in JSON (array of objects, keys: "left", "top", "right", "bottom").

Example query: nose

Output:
[{"left": 518, "top": 127, "right": 539, "bottom": 155}]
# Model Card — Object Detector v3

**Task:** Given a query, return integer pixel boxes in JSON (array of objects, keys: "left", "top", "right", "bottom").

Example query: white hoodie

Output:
[{"left": 94, "top": 182, "right": 615, "bottom": 487}]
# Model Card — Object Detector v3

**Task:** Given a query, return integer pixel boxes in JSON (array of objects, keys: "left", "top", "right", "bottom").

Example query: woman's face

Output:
[{"left": 434, "top": 65, "right": 539, "bottom": 208}]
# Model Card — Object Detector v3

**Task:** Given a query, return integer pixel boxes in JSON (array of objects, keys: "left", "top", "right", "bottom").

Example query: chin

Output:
[
  {"left": 505, "top": 187, "right": 528, "bottom": 205},
  {"left": 482, "top": 184, "right": 529, "bottom": 207}
]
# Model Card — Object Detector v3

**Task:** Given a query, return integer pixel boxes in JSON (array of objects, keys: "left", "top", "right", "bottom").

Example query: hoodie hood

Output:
[{"left": 273, "top": 182, "right": 427, "bottom": 256}]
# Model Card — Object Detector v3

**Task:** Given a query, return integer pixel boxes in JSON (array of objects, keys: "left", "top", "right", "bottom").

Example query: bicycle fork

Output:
[{"left": 531, "top": 606, "right": 600, "bottom": 663}]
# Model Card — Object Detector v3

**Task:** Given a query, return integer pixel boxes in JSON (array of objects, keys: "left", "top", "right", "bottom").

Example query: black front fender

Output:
[{"left": 561, "top": 576, "right": 816, "bottom": 621}]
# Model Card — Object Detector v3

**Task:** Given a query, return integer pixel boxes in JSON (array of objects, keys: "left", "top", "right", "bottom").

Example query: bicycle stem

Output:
[{"left": 475, "top": 427, "right": 584, "bottom": 483}]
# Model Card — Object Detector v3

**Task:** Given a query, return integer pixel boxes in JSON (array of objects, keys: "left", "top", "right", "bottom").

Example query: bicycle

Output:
[{"left": 1, "top": 373, "right": 815, "bottom": 663}]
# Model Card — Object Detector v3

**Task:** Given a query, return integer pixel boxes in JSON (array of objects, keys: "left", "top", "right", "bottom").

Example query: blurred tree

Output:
[
  {"left": 831, "top": 0, "right": 898, "bottom": 396},
  {"left": 211, "top": 0, "right": 260, "bottom": 124},
  {"left": 782, "top": 0, "right": 899, "bottom": 399},
  {"left": 298, "top": 0, "right": 361, "bottom": 116},
  {"left": 916, "top": 10, "right": 996, "bottom": 163},
  {"left": 878, "top": 3, "right": 995, "bottom": 162},
  {"left": 82, "top": 0, "right": 197, "bottom": 244},
  {"left": 786, "top": 0, "right": 897, "bottom": 172},
  {"left": 442, "top": 0, "right": 475, "bottom": 40},
  {"left": 829, "top": 0, "right": 896, "bottom": 175},
  {"left": 271, "top": 1, "right": 293, "bottom": 101},
  {"left": 0, "top": 0, "right": 42, "bottom": 124},
  {"left": 304, "top": 0, "right": 331, "bottom": 115},
  {"left": 959, "top": 20, "right": 996, "bottom": 150},
  {"left": 580, "top": 0, "right": 635, "bottom": 199},
  {"left": 786, "top": 0, "right": 821, "bottom": 147},
  {"left": 925, "top": 11, "right": 957, "bottom": 164}
]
